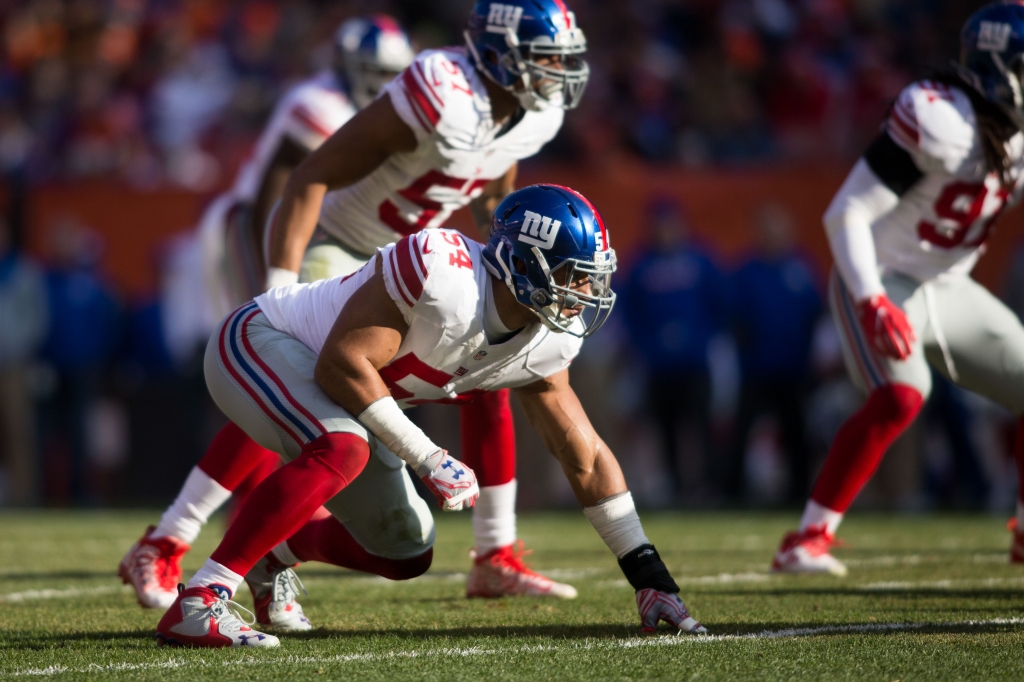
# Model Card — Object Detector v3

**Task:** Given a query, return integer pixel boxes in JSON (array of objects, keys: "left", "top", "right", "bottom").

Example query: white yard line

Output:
[
  {"left": 858, "top": 577, "right": 1024, "bottom": 591},
  {"left": 0, "top": 585, "right": 131, "bottom": 603},
  {"left": 9, "top": 617, "right": 1024, "bottom": 677}
]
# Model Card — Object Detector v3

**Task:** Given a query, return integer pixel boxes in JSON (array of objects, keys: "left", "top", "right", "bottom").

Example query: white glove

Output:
[
  {"left": 636, "top": 589, "right": 707, "bottom": 634},
  {"left": 420, "top": 452, "right": 479, "bottom": 511},
  {"left": 265, "top": 267, "right": 299, "bottom": 291}
]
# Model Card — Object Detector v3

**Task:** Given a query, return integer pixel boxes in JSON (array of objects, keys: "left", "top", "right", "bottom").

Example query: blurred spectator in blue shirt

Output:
[
  {"left": 724, "top": 204, "right": 821, "bottom": 503},
  {"left": 0, "top": 216, "right": 48, "bottom": 505},
  {"left": 622, "top": 196, "right": 724, "bottom": 500},
  {"left": 37, "top": 219, "right": 121, "bottom": 505}
]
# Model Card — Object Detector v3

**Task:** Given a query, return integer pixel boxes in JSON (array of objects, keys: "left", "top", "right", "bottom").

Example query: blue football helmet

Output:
[
  {"left": 959, "top": 2, "right": 1024, "bottom": 127},
  {"left": 464, "top": 0, "right": 589, "bottom": 111},
  {"left": 483, "top": 184, "right": 616, "bottom": 338},
  {"left": 335, "top": 15, "right": 415, "bottom": 110}
]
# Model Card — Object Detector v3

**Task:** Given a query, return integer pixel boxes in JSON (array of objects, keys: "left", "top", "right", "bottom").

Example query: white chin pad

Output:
[{"left": 442, "top": 481, "right": 480, "bottom": 511}]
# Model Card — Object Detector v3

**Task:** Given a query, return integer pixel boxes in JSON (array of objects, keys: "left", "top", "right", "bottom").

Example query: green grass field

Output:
[{"left": 1, "top": 511, "right": 1023, "bottom": 680}]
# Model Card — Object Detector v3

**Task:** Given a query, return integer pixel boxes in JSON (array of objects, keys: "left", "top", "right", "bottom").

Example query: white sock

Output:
[
  {"left": 1017, "top": 500, "right": 1024, "bottom": 530},
  {"left": 472, "top": 480, "right": 517, "bottom": 553},
  {"left": 272, "top": 541, "right": 300, "bottom": 566},
  {"left": 152, "top": 467, "right": 232, "bottom": 545},
  {"left": 187, "top": 558, "right": 244, "bottom": 595},
  {"left": 799, "top": 499, "right": 844, "bottom": 536}
]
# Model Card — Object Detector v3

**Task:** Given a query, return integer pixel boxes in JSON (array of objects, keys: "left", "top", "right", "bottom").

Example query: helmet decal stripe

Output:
[
  {"left": 549, "top": 184, "right": 609, "bottom": 250},
  {"left": 552, "top": 0, "right": 572, "bottom": 30},
  {"left": 402, "top": 70, "right": 440, "bottom": 127},
  {"left": 372, "top": 14, "right": 402, "bottom": 35}
]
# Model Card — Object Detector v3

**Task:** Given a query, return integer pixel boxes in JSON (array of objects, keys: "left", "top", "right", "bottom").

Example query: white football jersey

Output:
[
  {"left": 879, "top": 79, "right": 1024, "bottom": 282},
  {"left": 255, "top": 228, "right": 581, "bottom": 407},
  {"left": 317, "top": 48, "right": 564, "bottom": 256},
  {"left": 231, "top": 71, "right": 357, "bottom": 203}
]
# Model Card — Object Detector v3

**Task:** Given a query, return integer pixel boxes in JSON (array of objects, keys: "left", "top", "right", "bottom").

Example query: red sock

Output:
[
  {"left": 286, "top": 514, "right": 432, "bottom": 580},
  {"left": 810, "top": 383, "right": 923, "bottom": 513},
  {"left": 227, "top": 450, "right": 280, "bottom": 525},
  {"left": 198, "top": 422, "right": 280, "bottom": 491},
  {"left": 460, "top": 389, "right": 516, "bottom": 486},
  {"left": 210, "top": 432, "right": 370, "bottom": 576}
]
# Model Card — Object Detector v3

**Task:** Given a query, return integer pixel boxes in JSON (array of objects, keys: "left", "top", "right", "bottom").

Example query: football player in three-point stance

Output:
[
  {"left": 155, "top": 184, "right": 706, "bottom": 648},
  {"left": 773, "top": 1, "right": 1024, "bottom": 576},
  {"left": 119, "top": 16, "right": 415, "bottom": 624}
]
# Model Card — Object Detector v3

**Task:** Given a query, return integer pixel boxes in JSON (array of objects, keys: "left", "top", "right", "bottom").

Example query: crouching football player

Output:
[{"left": 155, "top": 185, "right": 706, "bottom": 647}]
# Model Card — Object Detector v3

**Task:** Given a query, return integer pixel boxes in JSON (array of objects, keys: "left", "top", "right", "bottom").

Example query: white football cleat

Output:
[
  {"left": 466, "top": 541, "right": 577, "bottom": 599},
  {"left": 245, "top": 555, "right": 312, "bottom": 631},
  {"left": 771, "top": 525, "right": 848, "bottom": 576},
  {"left": 156, "top": 584, "right": 279, "bottom": 648},
  {"left": 118, "top": 525, "right": 190, "bottom": 610}
]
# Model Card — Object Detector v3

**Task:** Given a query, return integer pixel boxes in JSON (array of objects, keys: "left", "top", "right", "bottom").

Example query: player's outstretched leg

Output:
[
  {"left": 772, "top": 384, "right": 923, "bottom": 576},
  {"left": 120, "top": 422, "right": 279, "bottom": 609},
  {"left": 157, "top": 432, "right": 370, "bottom": 647},
  {"left": 461, "top": 391, "right": 577, "bottom": 599}
]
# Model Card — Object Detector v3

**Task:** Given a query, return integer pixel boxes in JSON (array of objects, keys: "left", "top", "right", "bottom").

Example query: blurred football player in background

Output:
[
  {"left": 119, "top": 15, "right": 414, "bottom": 612},
  {"left": 773, "top": 1, "right": 1024, "bottom": 576}
]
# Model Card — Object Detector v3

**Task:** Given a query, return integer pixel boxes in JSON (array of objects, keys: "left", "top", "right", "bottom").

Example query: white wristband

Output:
[
  {"left": 358, "top": 397, "right": 443, "bottom": 476},
  {"left": 265, "top": 267, "right": 299, "bottom": 291},
  {"left": 583, "top": 491, "right": 650, "bottom": 559}
]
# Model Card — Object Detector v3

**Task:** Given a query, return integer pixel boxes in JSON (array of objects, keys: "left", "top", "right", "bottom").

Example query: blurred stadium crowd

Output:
[
  {"left": 0, "top": 0, "right": 985, "bottom": 187},
  {"left": 0, "top": 0, "right": 1017, "bottom": 512}
]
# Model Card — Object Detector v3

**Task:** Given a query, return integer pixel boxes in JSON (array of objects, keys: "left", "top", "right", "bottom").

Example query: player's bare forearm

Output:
[
  {"left": 314, "top": 255, "right": 409, "bottom": 414},
  {"left": 516, "top": 369, "right": 627, "bottom": 506},
  {"left": 254, "top": 138, "right": 311, "bottom": 253},
  {"left": 267, "top": 94, "right": 418, "bottom": 272},
  {"left": 469, "top": 164, "right": 517, "bottom": 240}
]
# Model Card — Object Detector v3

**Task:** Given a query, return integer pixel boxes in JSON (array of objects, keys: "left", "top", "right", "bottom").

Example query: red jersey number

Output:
[
  {"left": 379, "top": 352, "right": 484, "bottom": 405},
  {"left": 379, "top": 170, "right": 489, "bottom": 236},
  {"left": 917, "top": 180, "right": 1009, "bottom": 249}
]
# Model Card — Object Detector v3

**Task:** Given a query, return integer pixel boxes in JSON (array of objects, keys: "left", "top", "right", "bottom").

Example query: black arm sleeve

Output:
[{"left": 863, "top": 131, "right": 924, "bottom": 196}]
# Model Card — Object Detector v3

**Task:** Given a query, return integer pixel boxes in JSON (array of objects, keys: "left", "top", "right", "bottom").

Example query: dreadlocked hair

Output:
[{"left": 931, "top": 70, "right": 1019, "bottom": 190}]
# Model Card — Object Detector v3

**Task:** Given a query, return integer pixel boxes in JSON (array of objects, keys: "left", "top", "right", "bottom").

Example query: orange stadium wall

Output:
[{"left": 17, "top": 164, "right": 1024, "bottom": 298}]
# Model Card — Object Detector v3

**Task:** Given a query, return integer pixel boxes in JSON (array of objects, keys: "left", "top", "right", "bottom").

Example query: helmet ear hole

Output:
[{"left": 512, "top": 256, "right": 528, "bottom": 275}]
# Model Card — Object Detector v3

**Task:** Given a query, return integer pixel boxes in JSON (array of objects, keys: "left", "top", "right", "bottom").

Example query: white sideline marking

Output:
[
  {"left": 0, "top": 585, "right": 131, "bottom": 603},
  {"left": 10, "top": 617, "right": 1024, "bottom": 677},
  {"left": 859, "top": 577, "right": 1024, "bottom": 591}
]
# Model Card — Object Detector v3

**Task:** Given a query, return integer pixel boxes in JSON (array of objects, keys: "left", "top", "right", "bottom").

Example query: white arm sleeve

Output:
[
  {"left": 823, "top": 158, "right": 900, "bottom": 301},
  {"left": 358, "top": 397, "right": 444, "bottom": 476}
]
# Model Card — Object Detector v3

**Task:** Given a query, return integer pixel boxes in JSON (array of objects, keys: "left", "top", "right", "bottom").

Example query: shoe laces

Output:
[
  {"left": 209, "top": 597, "right": 258, "bottom": 634},
  {"left": 798, "top": 526, "right": 846, "bottom": 555},
  {"left": 492, "top": 540, "right": 541, "bottom": 576},
  {"left": 271, "top": 568, "right": 307, "bottom": 604}
]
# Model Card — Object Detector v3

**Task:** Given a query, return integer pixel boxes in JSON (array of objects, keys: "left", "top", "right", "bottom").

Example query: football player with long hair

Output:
[{"left": 773, "top": 1, "right": 1024, "bottom": 575}]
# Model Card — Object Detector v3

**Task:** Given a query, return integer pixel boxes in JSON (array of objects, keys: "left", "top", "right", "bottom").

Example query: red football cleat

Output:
[
  {"left": 771, "top": 525, "right": 848, "bottom": 576},
  {"left": 466, "top": 541, "right": 577, "bottom": 599},
  {"left": 118, "top": 525, "right": 190, "bottom": 609},
  {"left": 1008, "top": 518, "right": 1024, "bottom": 564},
  {"left": 156, "top": 584, "right": 279, "bottom": 648}
]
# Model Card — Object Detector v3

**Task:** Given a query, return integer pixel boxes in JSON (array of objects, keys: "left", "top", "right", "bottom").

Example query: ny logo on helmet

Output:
[
  {"left": 486, "top": 4, "right": 524, "bottom": 34},
  {"left": 518, "top": 210, "right": 561, "bottom": 249},
  {"left": 978, "top": 21, "right": 1012, "bottom": 51}
]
